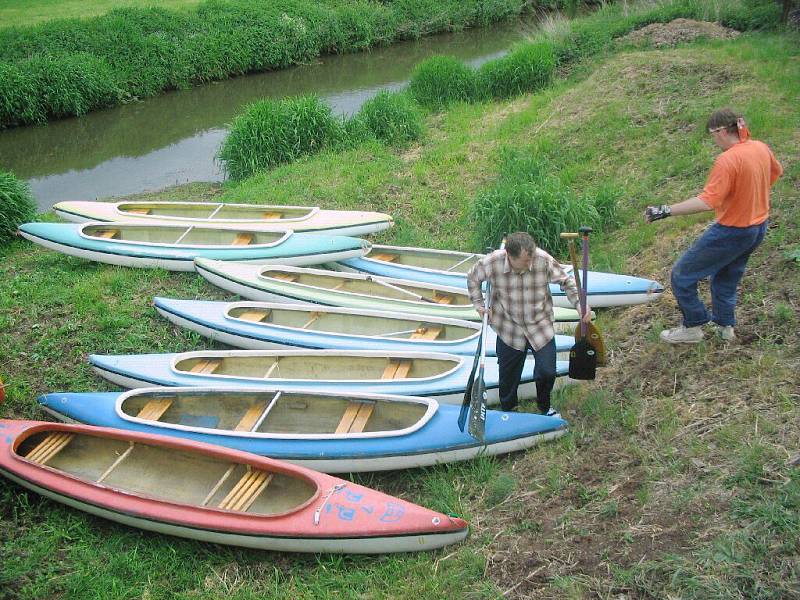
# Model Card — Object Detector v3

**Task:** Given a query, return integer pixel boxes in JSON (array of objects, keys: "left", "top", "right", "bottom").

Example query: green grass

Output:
[
  {"left": 0, "top": 0, "right": 204, "bottom": 27},
  {"left": 1, "top": 3, "right": 799, "bottom": 598},
  {"left": 0, "top": 170, "right": 36, "bottom": 244}
]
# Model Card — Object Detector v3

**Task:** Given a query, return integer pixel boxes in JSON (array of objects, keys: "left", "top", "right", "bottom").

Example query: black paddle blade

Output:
[
  {"left": 467, "top": 373, "right": 487, "bottom": 443},
  {"left": 569, "top": 338, "right": 597, "bottom": 380},
  {"left": 458, "top": 334, "right": 481, "bottom": 432}
]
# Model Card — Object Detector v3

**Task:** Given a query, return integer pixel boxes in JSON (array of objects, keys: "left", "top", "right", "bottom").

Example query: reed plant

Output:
[
  {"left": 470, "top": 149, "right": 611, "bottom": 256},
  {"left": 408, "top": 55, "right": 479, "bottom": 110},
  {"left": 353, "top": 91, "right": 424, "bottom": 146},
  {"left": 217, "top": 95, "right": 344, "bottom": 181},
  {"left": 0, "top": 171, "right": 36, "bottom": 245},
  {"left": 477, "top": 40, "right": 556, "bottom": 99}
]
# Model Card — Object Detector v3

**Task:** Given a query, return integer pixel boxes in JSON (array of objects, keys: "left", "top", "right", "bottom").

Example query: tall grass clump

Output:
[
  {"left": 0, "top": 171, "right": 36, "bottom": 245},
  {"left": 353, "top": 91, "right": 424, "bottom": 146},
  {"left": 477, "top": 41, "right": 556, "bottom": 99},
  {"left": 408, "top": 55, "right": 479, "bottom": 110},
  {"left": 218, "top": 95, "right": 344, "bottom": 181},
  {"left": 0, "top": 63, "right": 43, "bottom": 127},
  {"left": 471, "top": 149, "right": 611, "bottom": 255}
]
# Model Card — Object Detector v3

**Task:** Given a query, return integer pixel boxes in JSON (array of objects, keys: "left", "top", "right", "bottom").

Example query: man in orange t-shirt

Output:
[{"left": 644, "top": 108, "right": 783, "bottom": 344}]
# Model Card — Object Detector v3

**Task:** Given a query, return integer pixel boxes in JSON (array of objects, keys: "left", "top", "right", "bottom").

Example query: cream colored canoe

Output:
[{"left": 53, "top": 201, "right": 393, "bottom": 236}]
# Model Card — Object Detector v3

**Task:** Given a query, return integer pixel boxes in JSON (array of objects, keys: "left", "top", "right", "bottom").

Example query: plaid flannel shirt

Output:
[{"left": 467, "top": 248, "right": 580, "bottom": 351}]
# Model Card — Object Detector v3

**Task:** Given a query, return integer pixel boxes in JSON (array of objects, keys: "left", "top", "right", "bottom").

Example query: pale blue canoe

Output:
[
  {"left": 88, "top": 350, "right": 570, "bottom": 405},
  {"left": 152, "top": 297, "right": 575, "bottom": 356},
  {"left": 38, "top": 387, "right": 568, "bottom": 473},
  {"left": 333, "top": 244, "right": 664, "bottom": 307},
  {"left": 17, "top": 221, "right": 369, "bottom": 272}
]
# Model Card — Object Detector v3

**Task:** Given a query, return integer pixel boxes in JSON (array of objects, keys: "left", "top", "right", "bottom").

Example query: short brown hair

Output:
[
  {"left": 505, "top": 232, "right": 536, "bottom": 257},
  {"left": 707, "top": 108, "right": 741, "bottom": 135}
]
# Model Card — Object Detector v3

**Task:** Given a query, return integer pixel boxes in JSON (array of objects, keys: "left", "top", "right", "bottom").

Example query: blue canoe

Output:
[
  {"left": 333, "top": 244, "right": 664, "bottom": 307},
  {"left": 153, "top": 297, "right": 575, "bottom": 356},
  {"left": 17, "top": 221, "right": 369, "bottom": 272},
  {"left": 38, "top": 387, "right": 568, "bottom": 473},
  {"left": 88, "top": 349, "right": 570, "bottom": 405}
]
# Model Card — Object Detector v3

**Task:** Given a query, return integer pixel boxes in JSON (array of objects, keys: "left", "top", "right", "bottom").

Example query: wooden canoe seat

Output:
[
  {"left": 410, "top": 325, "right": 443, "bottom": 341},
  {"left": 96, "top": 229, "right": 120, "bottom": 239},
  {"left": 237, "top": 309, "right": 270, "bottom": 323},
  {"left": 136, "top": 398, "right": 173, "bottom": 421},
  {"left": 127, "top": 207, "right": 151, "bottom": 215},
  {"left": 218, "top": 466, "right": 273, "bottom": 512},
  {"left": 235, "top": 404, "right": 266, "bottom": 432},
  {"left": 335, "top": 401, "right": 375, "bottom": 434},
  {"left": 432, "top": 292, "right": 453, "bottom": 305},
  {"left": 190, "top": 359, "right": 221, "bottom": 374},
  {"left": 381, "top": 359, "right": 413, "bottom": 380},
  {"left": 26, "top": 431, "right": 74, "bottom": 465},
  {"left": 270, "top": 272, "right": 298, "bottom": 283},
  {"left": 232, "top": 233, "right": 254, "bottom": 246},
  {"left": 301, "top": 312, "right": 323, "bottom": 329},
  {"left": 370, "top": 253, "right": 398, "bottom": 263},
  {"left": 262, "top": 211, "right": 282, "bottom": 219}
]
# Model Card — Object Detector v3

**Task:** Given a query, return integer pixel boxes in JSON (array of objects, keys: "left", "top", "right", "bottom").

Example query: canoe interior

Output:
[
  {"left": 83, "top": 224, "right": 287, "bottom": 246},
  {"left": 176, "top": 355, "right": 460, "bottom": 381},
  {"left": 259, "top": 269, "right": 471, "bottom": 305},
  {"left": 371, "top": 248, "right": 480, "bottom": 274},
  {"left": 117, "top": 203, "right": 314, "bottom": 221},
  {"left": 228, "top": 306, "right": 477, "bottom": 341},
  {"left": 121, "top": 390, "right": 429, "bottom": 434},
  {"left": 17, "top": 429, "right": 316, "bottom": 514}
]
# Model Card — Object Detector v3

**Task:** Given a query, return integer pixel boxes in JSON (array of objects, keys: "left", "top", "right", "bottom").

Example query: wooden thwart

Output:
[
  {"left": 26, "top": 432, "right": 74, "bottom": 465},
  {"left": 127, "top": 207, "right": 151, "bottom": 215},
  {"left": 301, "top": 311, "right": 323, "bottom": 329},
  {"left": 96, "top": 229, "right": 120, "bottom": 239},
  {"left": 271, "top": 272, "right": 298, "bottom": 282},
  {"left": 232, "top": 233, "right": 254, "bottom": 246},
  {"left": 262, "top": 212, "right": 282, "bottom": 219},
  {"left": 218, "top": 466, "right": 273, "bottom": 512},
  {"left": 370, "top": 253, "right": 398, "bottom": 262},
  {"left": 190, "top": 359, "right": 221, "bottom": 374},
  {"left": 410, "top": 325, "right": 443, "bottom": 341},
  {"left": 235, "top": 404, "right": 266, "bottom": 432},
  {"left": 237, "top": 309, "right": 270, "bottom": 323},
  {"left": 432, "top": 292, "right": 453, "bottom": 305},
  {"left": 381, "top": 359, "right": 413, "bottom": 380},
  {"left": 335, "top": 401, "right": 375, "bottom": 434},
  {"left": 136, "top": 398, "right": 173, "bottom": 422}
]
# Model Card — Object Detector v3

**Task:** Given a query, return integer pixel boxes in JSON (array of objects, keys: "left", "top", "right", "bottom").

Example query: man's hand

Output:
[
  {"left": 644, "top": 205, "right": 672, "bottom": 223},
  {"left": 582, "top": 303, "right": 593, "bottom": 323}
]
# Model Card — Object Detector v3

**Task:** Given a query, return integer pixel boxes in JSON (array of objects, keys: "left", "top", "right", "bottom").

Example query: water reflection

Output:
[{"left": 0, "top": 19, "right": 536, "bottom": 211}]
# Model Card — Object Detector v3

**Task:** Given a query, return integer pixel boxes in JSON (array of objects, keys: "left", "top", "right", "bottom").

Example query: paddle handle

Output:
[{"left": 579, "top": 227, "right": 592, "bottom": 337}]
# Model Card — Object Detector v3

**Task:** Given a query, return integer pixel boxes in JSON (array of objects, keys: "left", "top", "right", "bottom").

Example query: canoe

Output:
[
  {"left": 193, "top": 259, "right": 583, "bottom": 324},
  {"left": 0, "top": 419, "right": 467, "bottom": 552},
  {"left": 153, "top": 297, "right": 575, "bottom": 356},
  {"left": 88, "top": 349, "right": 570, "bottom": 404},
  {"left": 333, "top": 245, "right": 664, "bottom": 308},
  {"left": 38, "top": 387, "right": 568, "bottom": 473},
  {"left": 17, "top": 222, "right": 369, "bottom": 272},
  {"left": 53, "top": 200, "right": 393, "bottom": 237}
]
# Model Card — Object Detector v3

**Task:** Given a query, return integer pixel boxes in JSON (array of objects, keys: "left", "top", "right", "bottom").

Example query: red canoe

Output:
[{"left": 0, "top": 420, "right": 468, "bottom": 553}]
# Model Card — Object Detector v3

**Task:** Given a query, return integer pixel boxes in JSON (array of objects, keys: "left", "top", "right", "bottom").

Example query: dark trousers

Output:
[{"left": 496, "top": 336, "right": 557, "bottom": 413}]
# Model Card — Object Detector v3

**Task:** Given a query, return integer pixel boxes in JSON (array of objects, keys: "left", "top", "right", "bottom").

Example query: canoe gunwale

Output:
[
  {"left": 8, "top": 422, "right": 324, "bottom": 520},
  {"left": 79, "top": 221, "right": 294, "bottom": 250},
  {"left": 114, "top": 201, "right": 320, "bottom": 224},
  {"left": 115, "top": 387, "right": 440, "bottom": 440},
  {"left": 168, "top": 349, "right": 467, "bottom": 386}
]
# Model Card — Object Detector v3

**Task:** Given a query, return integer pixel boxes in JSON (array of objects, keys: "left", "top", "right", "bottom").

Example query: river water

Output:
[{"left": 0, "top": 19, "right": 537, "bottom": 211}]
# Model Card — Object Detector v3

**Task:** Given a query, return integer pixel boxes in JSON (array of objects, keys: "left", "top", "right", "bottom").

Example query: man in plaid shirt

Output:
[{"left": 467, "top": 232, "right": 590, "bottom": 415}]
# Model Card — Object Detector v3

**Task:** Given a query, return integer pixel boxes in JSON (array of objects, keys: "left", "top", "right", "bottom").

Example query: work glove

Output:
[{"left": 645, "top": 205, "right": 671, "bottom": 222}]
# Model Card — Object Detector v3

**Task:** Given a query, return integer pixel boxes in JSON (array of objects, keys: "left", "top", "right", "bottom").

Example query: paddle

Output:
[
  {"left": 565, "top": 227, "right": 598, "bottom": 380},
  {"left": 560, "top": 231, "right": 607, "bottom": 366},
  {"left": 364, "top": 275, "right": 436, "bottom": 303}
]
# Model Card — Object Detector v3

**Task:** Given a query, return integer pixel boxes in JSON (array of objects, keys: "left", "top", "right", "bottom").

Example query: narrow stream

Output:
[{"left": 0, "top": 19, "right": 538, "bottom": 211}]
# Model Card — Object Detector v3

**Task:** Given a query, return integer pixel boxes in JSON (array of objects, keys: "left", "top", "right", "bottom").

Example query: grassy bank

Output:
[
  {"left": 0, "top": 0, "right": 573, "bottom": 128},
  {"left": 1, "top": 12, "right": 799, "bottom": 600}
]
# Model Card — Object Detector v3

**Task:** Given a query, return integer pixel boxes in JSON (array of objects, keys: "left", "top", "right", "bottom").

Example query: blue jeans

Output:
[
  {"left": 496, "top": 336, "right": 557, "bottom": 413},
  {"left": 671, "top": 221, "right": 767, "bottom": 327}
]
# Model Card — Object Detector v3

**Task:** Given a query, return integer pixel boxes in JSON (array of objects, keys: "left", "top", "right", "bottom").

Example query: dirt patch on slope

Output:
[{"left": 619, "top": 18, "right": 740, "bottom": 48}]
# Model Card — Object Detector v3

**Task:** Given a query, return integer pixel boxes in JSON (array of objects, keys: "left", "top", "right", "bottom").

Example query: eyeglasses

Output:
[{"left": 708, "top": 125, "right": 728, "bottom": 135}]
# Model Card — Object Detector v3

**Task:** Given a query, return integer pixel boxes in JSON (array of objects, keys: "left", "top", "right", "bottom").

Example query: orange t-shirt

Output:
[{"left": 698, "top": 140, "right": 783, "bottom": 227}]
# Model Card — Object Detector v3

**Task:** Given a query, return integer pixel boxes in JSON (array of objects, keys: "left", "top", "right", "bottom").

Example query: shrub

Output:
[
  {"left": 354, "top": 91, "right": 423, "bottom": 146},
  {"left": 477, "top": 41, "right": 556, "bottom": 99},
  {"left": 408, "top": 55, "right": 479, "bottom": 109},
  {"left": 0, "top": 170, "right": 37, "bottom": 245},
  {"left": 0, "top": 63, "right": 44, "bottom": 127},
  {"left": 471, "top": 149, "right": 600, "bottom": 255},
  {"left": 218, "top": 95, "right": 344, "bottom": 181}
]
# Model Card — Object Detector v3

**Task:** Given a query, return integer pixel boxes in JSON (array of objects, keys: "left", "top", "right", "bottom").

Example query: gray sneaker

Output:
[
  {"left": 545, "top": 408, "right": 561, "bottom": 419},
  {"left": 659, "top": 325, "right": 704, "bottom": 344},
  {"left": 716, "top": 324, "right": 735, "bottom": 341}
]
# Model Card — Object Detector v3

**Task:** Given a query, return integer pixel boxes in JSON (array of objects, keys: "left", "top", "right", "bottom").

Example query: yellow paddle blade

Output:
[{"left": 575, "top": 321, "right": 607, "bottom": 367}]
